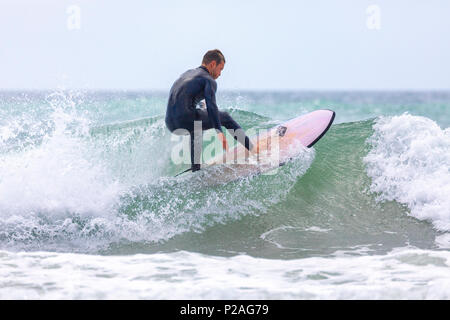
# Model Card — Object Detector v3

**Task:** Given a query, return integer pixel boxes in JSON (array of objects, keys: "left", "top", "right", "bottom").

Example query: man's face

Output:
[{"left": 209, "top": 61, "right": 225, "bottom": 79}]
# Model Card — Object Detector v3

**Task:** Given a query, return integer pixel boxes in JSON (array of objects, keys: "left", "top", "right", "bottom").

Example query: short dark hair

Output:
[{"left": 202, "top": 49, "right": 225, "bottom": 65}]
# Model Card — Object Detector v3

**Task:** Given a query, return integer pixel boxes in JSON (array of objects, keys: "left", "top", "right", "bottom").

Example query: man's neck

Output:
[{"left": 199, "top": 65, "right": 211, "bottom": 75}]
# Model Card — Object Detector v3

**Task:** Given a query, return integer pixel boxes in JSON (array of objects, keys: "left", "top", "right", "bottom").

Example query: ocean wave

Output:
[
  {"left": 0, "top": 96, "right": 316, "bottom": 252},
  {"left": 364, "top": 114, "right": 450, "bottom": 231}
]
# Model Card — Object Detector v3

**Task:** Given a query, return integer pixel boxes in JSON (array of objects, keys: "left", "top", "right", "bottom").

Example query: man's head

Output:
[{"left": 202, "top": 49, "right": 225, "bottom": 79}]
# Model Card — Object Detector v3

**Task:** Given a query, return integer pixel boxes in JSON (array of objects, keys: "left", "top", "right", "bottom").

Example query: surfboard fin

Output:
[{"left": 174, "top": 167, "right": 193, "bottom": 177}]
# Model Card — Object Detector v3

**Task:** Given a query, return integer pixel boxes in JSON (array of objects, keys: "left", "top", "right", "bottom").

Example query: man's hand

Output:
[{"left": 217, "top": 132, "right": 229, "bottom": 151}]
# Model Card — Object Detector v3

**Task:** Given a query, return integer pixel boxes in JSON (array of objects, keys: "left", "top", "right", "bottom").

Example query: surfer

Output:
[{"left": 165, "top": 49, "right": 254, "bottom": 172}]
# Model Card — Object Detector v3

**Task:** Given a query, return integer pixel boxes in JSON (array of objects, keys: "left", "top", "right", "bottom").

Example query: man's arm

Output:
[
  {"left": 204, "top": 79, "right": 228, "bottom": 150},
  {"left": 203, "top": 79, "right": 222, "bottom": 133}
]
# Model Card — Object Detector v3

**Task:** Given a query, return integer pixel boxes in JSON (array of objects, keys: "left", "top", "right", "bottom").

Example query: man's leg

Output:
[
  {"left": 197, "top": 109, "right": 254, "bottom": 151},
  {"left": 189, "top": 120, "right": 203, "bottom": 172},
  {"left": 219, "top": 111, "right": 254, "bottom": 151}
]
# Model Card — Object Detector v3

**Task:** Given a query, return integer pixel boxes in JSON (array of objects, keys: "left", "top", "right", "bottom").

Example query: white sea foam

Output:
[
  {"left": 1, "top": 247, "right": 449, "bottom": 299},
  {"left": 364, "top": 114, "right": 450, "bottom": 232},
  {"left": 0, "top": 126, "right": 122, "bottom": 218}
]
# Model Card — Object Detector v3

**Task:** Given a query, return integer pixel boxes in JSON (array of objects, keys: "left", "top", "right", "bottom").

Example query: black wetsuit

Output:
[{"left": 165, "top": 66, "right": 253, "bottom": 171}]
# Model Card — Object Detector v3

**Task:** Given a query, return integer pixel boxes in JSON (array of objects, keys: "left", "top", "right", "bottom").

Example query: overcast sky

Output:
[{"left": 1, "top": 0, "right": 450, "bottom": 90}]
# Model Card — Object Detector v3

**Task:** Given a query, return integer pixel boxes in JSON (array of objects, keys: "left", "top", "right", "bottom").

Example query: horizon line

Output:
[{"left": 1, "top": 88, "right": 450, "bottom": 93}]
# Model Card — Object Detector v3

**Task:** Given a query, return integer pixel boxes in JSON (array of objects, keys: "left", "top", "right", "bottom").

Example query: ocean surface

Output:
[{"left": 0, "top": 90, "right": 449, "bottom": 299}]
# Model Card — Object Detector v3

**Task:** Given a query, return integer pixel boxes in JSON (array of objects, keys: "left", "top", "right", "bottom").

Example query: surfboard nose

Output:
[{"left": 305, "top": 109, "right": 335, "bottom": 148}]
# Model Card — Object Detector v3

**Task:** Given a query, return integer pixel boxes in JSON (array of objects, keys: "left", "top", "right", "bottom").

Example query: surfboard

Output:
[{"left": 175, "top": 109, "right": 335, "bottom": 181}]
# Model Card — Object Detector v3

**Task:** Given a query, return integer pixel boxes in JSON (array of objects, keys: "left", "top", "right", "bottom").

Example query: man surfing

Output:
[{"left": 165, "top": 49, "right": 254, "bottom": 172}]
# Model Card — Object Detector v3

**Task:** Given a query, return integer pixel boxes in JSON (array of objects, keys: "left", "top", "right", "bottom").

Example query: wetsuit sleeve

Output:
[{"left": 204, "top": 79, "right": 223, "bottom": 133}]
